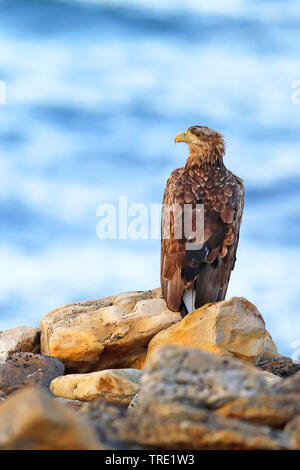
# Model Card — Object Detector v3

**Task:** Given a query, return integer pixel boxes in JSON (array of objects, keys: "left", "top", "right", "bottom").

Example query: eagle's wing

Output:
[{"left": 161, "top": 166, "right": 244, "bottom": 312}]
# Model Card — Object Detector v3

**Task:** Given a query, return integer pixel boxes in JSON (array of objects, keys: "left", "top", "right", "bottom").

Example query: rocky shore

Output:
[{"left": 0, "top": 288, "right": 299, "bottom": 450}]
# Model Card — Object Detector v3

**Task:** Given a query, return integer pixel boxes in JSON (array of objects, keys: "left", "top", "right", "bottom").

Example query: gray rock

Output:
[
  {"left": 0, "top": 352, "right": 64, "bottom": 394},
  {"left": 258, "top": 356, "right": 300, "bottom": 378},
  {"left": 138, "top": 345, "right": 270, "bottom": 410}
]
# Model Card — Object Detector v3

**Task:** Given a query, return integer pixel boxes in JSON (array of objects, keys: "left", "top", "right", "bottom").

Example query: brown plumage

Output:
[{"left": 161, "top": 125, "right": 244, "bottom": 314}]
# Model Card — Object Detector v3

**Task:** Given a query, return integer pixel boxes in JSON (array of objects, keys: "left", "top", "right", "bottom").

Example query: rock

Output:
[
  {"left": 285, "top": 415, "right": 300, "bottom": 449},
  {"left": 0, "top": 391, "right": 6, "bottom": 401},
  {"left": 81, "top": 399, "right": 292, "bottom": 450},
  {"left": 0, "top": 352, "right": 64, "bottom": 394},
  {"left": 271, "top": 370, "right": 300, "bottom": 394},
  {"left": 124, "top": 401, "right": 292, "bottom": 450},
  {"left": 0, "top": 386, "right": 102, "bottom": 450},
  {"left": 217, "top": 394, "right": 300, "bottom": 428},
  {"left": 40, "top": 289, "right": 181, "bottom": 373},
  {"left": 258, "top": 356, "right": 300, "bottom": 378},
  {"left": 116, "top": 345, "right": 292, "bottom": 449},
  {"left": 0, "top": 326, "right": 40, "bottom": 362},
  {"left": 139, "top": 345, "right": 269, "bottom": 410},
  {"left": 51, "top": 369, "right": 141, "bottom": 406},
  {"left": 146, "top": 297, "right": 268, "bottom": 365}
]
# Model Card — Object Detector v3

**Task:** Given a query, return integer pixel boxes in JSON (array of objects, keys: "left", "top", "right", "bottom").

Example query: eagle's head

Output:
[{"left": 175, "top": 125, "right": 225, "bottom": 166}]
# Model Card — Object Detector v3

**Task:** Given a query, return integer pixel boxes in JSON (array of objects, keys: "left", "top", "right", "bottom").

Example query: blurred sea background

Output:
[{"left": 0, "top": 0, "right": 299, "bottom": 356}]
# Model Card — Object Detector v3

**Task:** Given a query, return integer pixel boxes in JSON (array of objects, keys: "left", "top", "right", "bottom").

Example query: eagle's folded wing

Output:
[{"left": 161, "top": 168, "right": 244, "bottom": 312}]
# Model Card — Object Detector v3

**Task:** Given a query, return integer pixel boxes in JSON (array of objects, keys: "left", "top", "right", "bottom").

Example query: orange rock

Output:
[
  {"left": 146, "top": 297, "right": 277, "bottom": 365},
  {"left": 0, "top": 386, "right": 102, "bottom": 450}
]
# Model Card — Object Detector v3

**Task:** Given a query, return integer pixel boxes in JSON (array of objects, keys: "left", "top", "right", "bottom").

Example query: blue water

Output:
[{"left": 0, "top": 0, "right": 300, "bottom": 356}]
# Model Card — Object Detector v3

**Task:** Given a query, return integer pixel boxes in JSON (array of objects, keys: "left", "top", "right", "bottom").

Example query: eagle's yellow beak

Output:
[{"left": 175, "top": 130, "right": 198, "bottom": 144}]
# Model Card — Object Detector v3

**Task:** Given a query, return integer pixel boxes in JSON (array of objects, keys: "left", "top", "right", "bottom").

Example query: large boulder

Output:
[
  {"left": 0, "top": 326, "right": 40, "bottom": 362},
  {"left": 146, "top": 297, "right": 278, "bottom": 365},
  {"left": 138, "top": 345, "right": 270, "bottom": 410},
  {"left": 40, "top": 289, "right": 181, "bottom": 373},
  {"left": 50, "top": 369, "right": 141, "bottom": 406},
  {"left": 0, "top": 352, "right": 64, "bottom": 394},
  {"left": 0, "top": 386, "right": 102, "bottom": 450},
  {"left": 119, "top": 345, "right": 292, "bottom": 449}
]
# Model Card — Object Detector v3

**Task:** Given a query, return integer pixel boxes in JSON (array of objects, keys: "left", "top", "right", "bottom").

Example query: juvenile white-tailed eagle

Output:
[{"left": 161, "top": 126, "right": 244, "bottom": 315}]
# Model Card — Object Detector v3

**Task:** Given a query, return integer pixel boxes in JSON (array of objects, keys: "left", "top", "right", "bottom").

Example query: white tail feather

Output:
[{"left": 182, "top": 289, "right": 196, "bottom": 314}]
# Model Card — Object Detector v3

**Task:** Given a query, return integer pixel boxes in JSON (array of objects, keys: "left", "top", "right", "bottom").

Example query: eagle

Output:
[{"left": 161, "top": 125, "right": 244, "bottom": 315}]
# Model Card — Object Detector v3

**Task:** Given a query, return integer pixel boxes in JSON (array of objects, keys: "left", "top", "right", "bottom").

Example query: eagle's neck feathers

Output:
[{"left": 185, "top": 139, "right": 225, "bottom": 170}]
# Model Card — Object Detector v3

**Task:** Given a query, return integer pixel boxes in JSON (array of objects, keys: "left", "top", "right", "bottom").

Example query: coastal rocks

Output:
[
  {"left": 2, "top": 289, "right": 296, "bottom": 450},
  {"left": 0, "top": 386, "right": 102, "bottom": 450},
  {"left": 0, "top": 326, "right": 40, "bottom": 361},
  {"left": 0, "top": 352, "right": 64, "bottom": 394},
  {"left": 76, "top": 345, "right": 294, "bottom": 450},
  {"left": 80, "top": 392, "right": 292, "bottom": 450},
  {"left": 146, "top": 297, "right": 276, "bottom": 365},
  {"left": 40, "top": 289, "right": 181, "bottom": 373},
  {"left": 138, "top": 345, "right": 269, "bottom": 410},
  {"left": 258, "top": 356, "right": 300, "bottom": 378},
  {"left": 217, "top": 394, "right": 300, "bottom": 428},
  {"left": 50, "top": 369, "right": 141, "bottom": 405}
]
